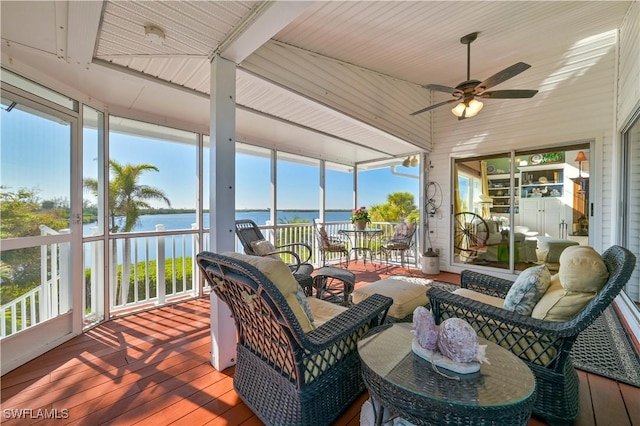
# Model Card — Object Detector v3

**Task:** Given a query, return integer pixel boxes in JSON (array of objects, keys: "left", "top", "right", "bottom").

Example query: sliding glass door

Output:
[
  {"left": 452, "top": 143, "right": 591, "bottom": 274},
  {"left": 621, "top": 110, "right": 640, "bottom": 306}
]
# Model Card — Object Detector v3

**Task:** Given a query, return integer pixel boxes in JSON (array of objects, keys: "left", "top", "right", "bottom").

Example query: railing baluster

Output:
[
  {"left": 11, "top": 304, "right": 17, "bottom": 335},
  {"left": 156, "top": 225, "right": 166, "bottom": 305}
]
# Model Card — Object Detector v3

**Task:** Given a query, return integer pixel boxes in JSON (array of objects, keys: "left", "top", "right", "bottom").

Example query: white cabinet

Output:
[{"left": 520, "top": 197, "right": 568, "bottom": 238}]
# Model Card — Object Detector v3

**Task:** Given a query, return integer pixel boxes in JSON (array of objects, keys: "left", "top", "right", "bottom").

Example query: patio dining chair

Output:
[
  {"left": 196, "top": 251, "right": 392, "bottom": 426},
  {"left": 381, "top": 221, "right": 416, "bottom": 268},
  {"left": 235, "top": 219, "right": 314, "bottom": 291},
  {"left": 427, "top": 245, "right": 636, "bottom": 425},
  {"left": 314, "top": 220, "right": 350, "bottom": 267}
]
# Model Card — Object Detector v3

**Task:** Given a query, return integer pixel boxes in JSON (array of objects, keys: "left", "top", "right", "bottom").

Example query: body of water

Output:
[
  {"left": 84, "top": 210, "right": 352, "bottom": 234},
  {"left": 82, "top": 210, "right": 352, "bottom": 266}
]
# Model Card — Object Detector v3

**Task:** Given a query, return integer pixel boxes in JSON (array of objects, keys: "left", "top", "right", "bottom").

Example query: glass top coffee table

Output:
[{"left": 357, "top": 323, "right": 536, "bottom": 426}]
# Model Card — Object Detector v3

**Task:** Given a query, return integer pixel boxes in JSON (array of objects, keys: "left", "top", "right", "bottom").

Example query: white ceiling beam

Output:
[
  {"left": 217, "top": 1, "right": 313, "bottom": 64},
  {"left": 66, "top": 1, "right": 103, "bottom": 68},
  {"left": 54, "top": 1, "right": 68, "bottom": 60}
]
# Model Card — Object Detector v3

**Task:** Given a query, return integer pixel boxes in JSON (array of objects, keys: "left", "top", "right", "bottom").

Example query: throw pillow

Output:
[
  {"left": 295, "top": 284, "right": 314, "bottom": 323},
  {"left": 531, "top": 276, "right": 597, "bottom": 321},
  {"left": 392, "top": 222, "right": 414, "bottom": 240},
  {"left": 221, "top": 252, "right": 314, "bottom": 332},
  {"left": 250, "top": 240, "right": 280, "bottom": 259},
  {"left": 558, "top": 246, "right": 609, "bottom": 293},
  {"left": 503, "top": 264, "right": 552, "bottom": 315}
]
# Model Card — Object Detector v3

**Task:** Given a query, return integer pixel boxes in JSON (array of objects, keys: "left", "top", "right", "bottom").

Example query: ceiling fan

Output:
[{"left": 411, "top": 32, "right": 538, "bottom": 120}]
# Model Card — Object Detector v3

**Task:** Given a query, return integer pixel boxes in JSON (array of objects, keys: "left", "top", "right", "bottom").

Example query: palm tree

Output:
[
  {"left": 84, "top": 160, "right": 171, "bottom": 304},
  {"left": 370, "top": 192, "right": 418, "bottom": 223}
]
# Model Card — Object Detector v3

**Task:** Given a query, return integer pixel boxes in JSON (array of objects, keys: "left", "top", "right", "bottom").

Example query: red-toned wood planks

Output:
[{"left": 1, "top": 263, "right": 638, "bottom": 426}]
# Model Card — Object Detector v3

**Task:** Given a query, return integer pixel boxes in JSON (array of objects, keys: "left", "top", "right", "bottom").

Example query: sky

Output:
[{"left": 2, "top": 105, "right": 420, "bottom": 211}]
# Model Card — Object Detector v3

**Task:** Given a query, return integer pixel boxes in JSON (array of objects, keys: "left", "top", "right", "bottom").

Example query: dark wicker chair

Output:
[
  {"left": 196, "top": 251, "right": 392, "bottom": 426},
  {"left": 428, "top": 245, "right": 636, "bottom": 425},
  {"left": 235, "top": 219, "right": 314, "bottom": 292},
  {"left": 315, "top": 220, "right": 350, "bottom": 267}
]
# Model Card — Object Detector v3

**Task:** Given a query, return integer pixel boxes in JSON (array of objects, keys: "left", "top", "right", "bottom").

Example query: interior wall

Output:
[{"left": 427, "top": 30, "right": 619, "bottom": 274}]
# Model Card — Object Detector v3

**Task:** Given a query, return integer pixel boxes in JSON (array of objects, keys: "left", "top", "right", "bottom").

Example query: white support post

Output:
[{"left": 209, "top": 54, "right": 238, "bottom": 371}]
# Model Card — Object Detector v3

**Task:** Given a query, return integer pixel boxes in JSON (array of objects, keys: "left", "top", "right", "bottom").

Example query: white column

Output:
[{"left": 209, "top": 54, "right": 237, "bottom": 371}]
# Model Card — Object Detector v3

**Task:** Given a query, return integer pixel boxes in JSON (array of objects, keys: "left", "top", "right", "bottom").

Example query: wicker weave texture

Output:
[
  {"left": 428, "top": 245, "right": 636, "bottom": 425},
  {"left": 196, "top": 251, "right": 392, "bottom": 425}
]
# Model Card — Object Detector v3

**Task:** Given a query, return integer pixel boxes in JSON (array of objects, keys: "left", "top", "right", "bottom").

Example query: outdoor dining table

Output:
[{"left": 338, "top": 228, "right": 383, "bottom": 266}]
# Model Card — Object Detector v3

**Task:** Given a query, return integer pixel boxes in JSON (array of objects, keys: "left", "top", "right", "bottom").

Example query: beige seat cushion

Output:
[
  {"left": 352, "top": 277, "right": 430, "bottom": 319},
  {"left": 306, "top": 297, "right": 347, "bottom": 327},
  {"left": 222, "top": 252, "right": 314, "bottom": 332},
  {"left": 452, "top": 288, "right": 505, "bottom": 308}
]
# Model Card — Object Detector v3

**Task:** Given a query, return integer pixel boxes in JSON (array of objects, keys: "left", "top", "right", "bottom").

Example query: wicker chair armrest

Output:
[
  {"left": 428, "top": 287, "right": 575, "bottom": 368},
  {"left": 277, "top": 242, "right": 313, "bottom": 263},
  {"left": 304, "top": 294, "right": 392, "bottom": 351},
  {"left": 460, "top": 269, "right": 514, "bottom": 298}
]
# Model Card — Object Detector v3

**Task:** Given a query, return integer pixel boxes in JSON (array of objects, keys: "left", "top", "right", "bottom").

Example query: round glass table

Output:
[{"left": 357, "top": 323, "right": 536, "bottom": 426}]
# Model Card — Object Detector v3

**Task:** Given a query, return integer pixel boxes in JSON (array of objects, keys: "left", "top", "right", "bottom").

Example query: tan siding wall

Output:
[{"left": 427, "top": 31, "right": 619, "bottom": 273}]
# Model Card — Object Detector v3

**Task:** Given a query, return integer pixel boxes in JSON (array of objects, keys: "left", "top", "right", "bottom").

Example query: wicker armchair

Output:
[
  {"left": 428, "top": 245, "right": 636, "bottom": 425},
  {"left": 196, "top": 251, "right": 392, "bottom": 426},
  {"left": 315, "top": 220, "right": 350, "bottom": 267},
  {"left": 235, "top": 219, "right": 314, "bottom": 291}
]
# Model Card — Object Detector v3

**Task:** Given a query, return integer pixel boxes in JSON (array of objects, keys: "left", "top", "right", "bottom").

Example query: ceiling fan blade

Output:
[
  {"left": 424, "top": 84, "right": 463, "bottom": 95},
  {"left": 478, "top": 89, "right": 539, "bottom": 99},
  {"left": 475, "top": 62, "right": 532, "bottom": 93},
  {"left": 410, "top": 98, "right": 460, "bottom": 116}
]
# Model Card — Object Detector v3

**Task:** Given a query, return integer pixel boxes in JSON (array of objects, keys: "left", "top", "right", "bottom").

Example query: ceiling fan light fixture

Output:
[
  {"left": 409, "top": 156, "right": 419, "bottom": 167},
  {"left": 402, "top": 157, "right": 411, "bottom": 167},
  {"left": 451, "top": 99, "right": 483, "bottom": 118},
  {"left": 451, "top": 102, "right": 467, "bottom": 117}
]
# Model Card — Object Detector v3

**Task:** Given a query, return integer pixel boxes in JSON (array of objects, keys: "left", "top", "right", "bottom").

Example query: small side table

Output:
[
  {"left": 358, "top": 323, "right": 536, "bottom": 425},
  {"left": 313, "top": 266, "right": 356, "bottom": 306},
  {"left": 338, "top": 228, "right": 383, "bottom": 266}
]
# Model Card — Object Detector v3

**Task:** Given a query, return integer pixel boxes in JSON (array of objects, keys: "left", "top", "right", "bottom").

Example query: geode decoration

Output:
[
  {"left": 437, "top": 318, "right": 489, "bottom": 364},
  {"left": 411, "top": 306, "right": 438, "bottom": 350}
]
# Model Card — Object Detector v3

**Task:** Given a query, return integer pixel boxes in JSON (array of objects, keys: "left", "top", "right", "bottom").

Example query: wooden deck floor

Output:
[{"left": 1, "top": 262, "right": 638, "bottom": 425}]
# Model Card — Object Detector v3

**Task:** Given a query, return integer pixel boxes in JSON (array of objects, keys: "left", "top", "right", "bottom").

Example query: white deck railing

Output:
[
  {"left": 0, "top": 225, "right": 69, "bottom": 338},
  {"left": 2, "top": 220, "right": 419, "bottom": 337}
]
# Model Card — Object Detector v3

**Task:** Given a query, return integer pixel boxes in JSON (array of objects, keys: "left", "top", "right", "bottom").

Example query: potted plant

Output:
[{"left": 351, "top": 207, "right": 371, "bottom": 230}]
